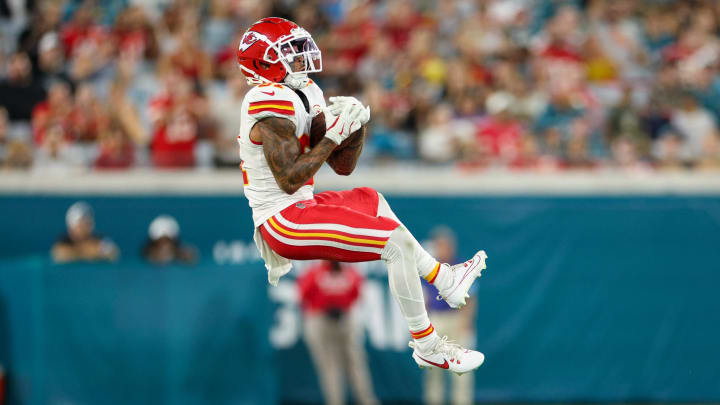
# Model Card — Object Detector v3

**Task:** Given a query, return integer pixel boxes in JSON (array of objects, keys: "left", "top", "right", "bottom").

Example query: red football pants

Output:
[{"left": 259, "top": 187, "right": 400, "bottom": 262}]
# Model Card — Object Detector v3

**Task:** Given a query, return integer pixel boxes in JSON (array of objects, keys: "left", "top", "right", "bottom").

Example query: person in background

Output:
[
  {"left": 94, "top": 120, "right": 134, "bottom": 169},
  {"left": 147, "top": 70, "right": 199, "bottom": 168},
  {"left": 471, "top": 91, "right": 527, "bottom": 168},
  {"left": 208, "top": 70, "right": 246, "bottom": 168},
  {"left": 671, "top": 93, "right": 719, "bottom": 163},
  {"left": 418, "top": 103, "right": 475, "bottom": 164},
  {"left": 422, "top": 226, "right": 476, "bottom": 405},
  {"left": 0, "top": 106, "right": 33, "bottom": 169},
  {"left": 35, "top": 32, "right": 72, "bottom": 90},
  {"left": 142, "top": 215, "right": 196, "bottom": 265},
  {"left": 0, "top": 51, "right": 46, "bottom": 124},
  {"left": 52, "top": 201, "right": 118, "bottom": 263},
  {"left": 30, "top": 80, "right": 72, "bottom": 144},
  {"left": 32, "top": 121, "right": 83, "bottom": 173},
  {"left": 297, "top": 261, "right": 379, "bottom": 405}
]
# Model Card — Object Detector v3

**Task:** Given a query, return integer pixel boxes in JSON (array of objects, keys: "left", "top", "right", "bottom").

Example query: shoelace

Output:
[
  {"left": 409, "top": 336, "right": 464, "bottom": 361},
  {"left": 435, "top": 257, "right": 478, "bottom": 301},
  {"left": 433, "top": 335, "right": 463, "bottom": 360}
]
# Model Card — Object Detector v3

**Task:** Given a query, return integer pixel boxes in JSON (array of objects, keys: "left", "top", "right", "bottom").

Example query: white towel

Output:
[{"left": 253, "top": 228, "right": 292, "bottom": 286}]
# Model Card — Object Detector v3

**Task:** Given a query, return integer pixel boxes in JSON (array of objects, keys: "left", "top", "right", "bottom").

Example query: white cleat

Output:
[
  {"left": 409, "top": 336, "right": 485, "bottom": 376},
  {"left": 437, "top": 250, "right": 488, "bottom": 308}
]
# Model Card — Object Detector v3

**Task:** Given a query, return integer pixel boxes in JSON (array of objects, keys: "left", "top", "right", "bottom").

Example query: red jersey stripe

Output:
[
  {"left": 249, "top": 107, "right": 295, "bottom": 115},
  {"left": 250, "top": 99, "right": 293, "bottom": 107}
]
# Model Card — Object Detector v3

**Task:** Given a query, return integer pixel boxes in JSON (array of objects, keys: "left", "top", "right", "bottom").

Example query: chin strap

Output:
[{"left": 283, "top": 73, "right": 310, "bottom": 89}]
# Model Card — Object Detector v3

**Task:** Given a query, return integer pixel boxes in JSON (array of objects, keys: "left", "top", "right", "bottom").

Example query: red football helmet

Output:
[{"left": 237, "top": 17, "right": 322, "bottom": 87}]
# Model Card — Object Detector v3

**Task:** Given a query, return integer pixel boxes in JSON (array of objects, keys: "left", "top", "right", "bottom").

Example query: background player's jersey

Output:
[{"left": 237, "top": 80, "right": 326, "bottom": 227}]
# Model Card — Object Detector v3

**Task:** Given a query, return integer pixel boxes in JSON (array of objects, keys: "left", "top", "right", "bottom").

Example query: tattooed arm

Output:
[
  {"left": 326, "top": 125, "right": 366, "bottom": 176},
  {"left": 252, "top": 117, "right": 337, "bottom": 195}
]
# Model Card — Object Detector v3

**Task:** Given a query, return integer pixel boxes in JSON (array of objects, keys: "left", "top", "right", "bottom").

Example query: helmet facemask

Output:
[{"left": 265, "top": 28, "right": 322, "bottom": 89}]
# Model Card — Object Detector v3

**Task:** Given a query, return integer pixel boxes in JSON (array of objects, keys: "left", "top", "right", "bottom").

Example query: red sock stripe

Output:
[{"left": 410, "top": 324, "right": 434, "bottom": 339}]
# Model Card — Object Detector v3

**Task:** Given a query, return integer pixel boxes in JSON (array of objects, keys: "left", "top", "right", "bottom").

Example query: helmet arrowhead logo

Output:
[{"left": 239, "top": 31, "right": 259, "bottom": 52}]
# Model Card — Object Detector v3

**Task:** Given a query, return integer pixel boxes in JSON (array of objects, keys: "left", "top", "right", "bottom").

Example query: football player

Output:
[{"left": 236, "top": 17, "right": 488, "bottom": 375}]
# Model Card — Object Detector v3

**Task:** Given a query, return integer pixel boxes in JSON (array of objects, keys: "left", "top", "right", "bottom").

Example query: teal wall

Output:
[{"left": 1, "top": 194, "right": 720, "bottom": 404}]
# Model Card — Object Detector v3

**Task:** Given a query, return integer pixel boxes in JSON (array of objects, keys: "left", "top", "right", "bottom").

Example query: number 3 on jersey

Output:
[{"left": 240, "top": 160, "right": 249, "bottom": 186}]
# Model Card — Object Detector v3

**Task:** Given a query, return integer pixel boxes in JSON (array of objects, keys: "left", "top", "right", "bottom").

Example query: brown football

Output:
[
  {"left": 309, "top": 112, "right": 362, "bottom": 151},
  {"left": 309, "top": 112, "right": 327, "bottom": 148}
]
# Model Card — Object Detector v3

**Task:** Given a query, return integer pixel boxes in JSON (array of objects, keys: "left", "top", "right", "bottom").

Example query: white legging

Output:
[
  {"left": 377, "top": 193, "right": 437, "bottom": 278},
  {"left": 381, "top": 225, "right": 432, "bottom": 332}
]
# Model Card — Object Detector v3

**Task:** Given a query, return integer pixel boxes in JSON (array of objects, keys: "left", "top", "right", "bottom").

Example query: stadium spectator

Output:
[
  {"left": 298, "top": 261, "right": 379, "bottom": 405},
  {"left": 52, "top": 201, "right": 119, "bottom": 263},
  {"left": 112, "top": 5, "right": 159, "bottom": 61},
  {"left": 69, "top": 83, "right": 109, "bottom": 143},
  {"left": 698, "top": 131, "right": 720, "bottom": 170},
  {"left": 31, "top": 80, "right": 71, "bottom": 144},
  {"left": 33, "top": 121, "right": 84, "bottom": 173},
  {"left": 107, "top": 58, "right": 151, "bottom": 146},
  {"left": 148, "top": 70, "right": 200, "bottom": 168},
  {"left": 94, "top": 120, "right": 134, "bottom": 169},
  {"left": 0, "top": 107, "right": 8, "bottom": 161},
  {"left": 34, "top": 32, "right": 72, "bottom": 90},
  {"left": 322, "top": 1, "right": 377, "bottom": 74},
  {"left": 421, "top": 227, "right": 476, "bottom": 405},
  {"left": 652, "top": 129, "right": 685, "bottom": 170},
  {"left": 209, "top": 70, "right": 246, "bottom": 167},
  {"left": 158, "top": 16, "right": 212, "bottom": 83},
  {"left": 0, "top": 0, "right": 718, "bottom": 171},
  {"left": 0, "top": 51, "right": 46, "bottom": 124},
  {"left": 418, "top": 103, "right": 474, "bottom": 164},
  {"left": 0, "top": 106, "right": 32, "bottom": 169},
  {"left": 142, "top": 215, "right": 197, "bottom": 265},
  {"left": 61, "top": 2, "right": 114, "bottom": 85},
  {"left": 15, "top": 1, "right": 61, "bottom": 69},
  {"left": 202, "top": 0, "right": 235, "bottom": 56},
  {"left": 671, "top": 93, "right": 719, "bottom": 162},
  {"left": 470, "top": 91, "right": 527, "bottom": 168}
]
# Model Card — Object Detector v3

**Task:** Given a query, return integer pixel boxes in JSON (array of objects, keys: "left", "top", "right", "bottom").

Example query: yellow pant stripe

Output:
[{"left": 268, "top": 217, "right": 387, "bottom": 246}]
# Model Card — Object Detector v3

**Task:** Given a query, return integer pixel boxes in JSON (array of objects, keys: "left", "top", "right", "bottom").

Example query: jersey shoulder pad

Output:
[{"left": 245, "top": 84, "right": 299, "bottom": 122}]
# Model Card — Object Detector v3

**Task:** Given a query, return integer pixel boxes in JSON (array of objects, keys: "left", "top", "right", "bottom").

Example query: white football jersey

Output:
[{"left": 237, "top": 80, "right": 326, "bottom": 227}]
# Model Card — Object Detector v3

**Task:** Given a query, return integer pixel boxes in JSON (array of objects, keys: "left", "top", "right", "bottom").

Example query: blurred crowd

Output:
[
  {"left": 52, "top": 201, "right": 196, "bottom": 264},
  {"left": 1, "top": 0, "right": 720, "bottom": 172}
]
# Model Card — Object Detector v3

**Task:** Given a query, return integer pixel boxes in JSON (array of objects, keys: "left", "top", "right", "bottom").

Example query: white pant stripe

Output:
[
  {"left": 274, "top": 213, "right": 394, "bottom": 238},
  {"left": 262, "top": 223, "right": 385, "bottom": 254}
]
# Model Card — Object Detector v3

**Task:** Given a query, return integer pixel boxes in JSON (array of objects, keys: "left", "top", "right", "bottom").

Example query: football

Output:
[
  {"left": 309, "top": 112, "right": 362, "bottom": 151},
  {"left": 309, "top": 112, "right": 327, "bottom": 148}
]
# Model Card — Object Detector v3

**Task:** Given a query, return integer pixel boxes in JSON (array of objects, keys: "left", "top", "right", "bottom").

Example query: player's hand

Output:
[
  {"left": 328, "top": 96, "right": 370, "bottom": 130},
  {"left": 322, "top": 103, "right": 365, "bottom": 145}
]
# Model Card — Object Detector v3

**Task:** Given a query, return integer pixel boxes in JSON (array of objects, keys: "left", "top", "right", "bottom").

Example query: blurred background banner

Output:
[
  {"left": 2, "top": 183, "right": 720, "bottom": 404},
  {"left": 0, "top": 258, "right": 275, "bottom": 405}
]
